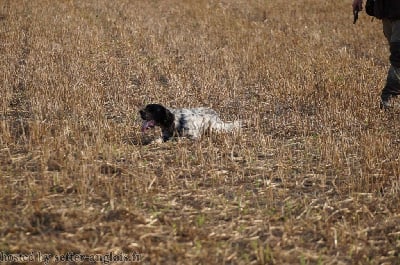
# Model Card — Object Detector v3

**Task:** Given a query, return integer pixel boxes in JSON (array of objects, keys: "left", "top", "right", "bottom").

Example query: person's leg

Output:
[
  {"left": 382, "top": 19, "right": 392, "bottom": 42},
  {"left": 381, "top": 19, "right": 400, "bottom": 108},
  {"left": 389, "top": 20, "right": 400, "bottom": 68}
]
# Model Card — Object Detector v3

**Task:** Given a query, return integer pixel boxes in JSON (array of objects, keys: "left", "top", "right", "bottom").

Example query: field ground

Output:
[{"left": 1, "top": 0, "right": 400, "bottom": 264}]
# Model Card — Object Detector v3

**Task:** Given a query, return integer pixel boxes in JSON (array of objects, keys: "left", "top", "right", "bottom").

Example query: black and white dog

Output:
[{"left": 139, "top": 104, "right": 241, "bottom": 141}]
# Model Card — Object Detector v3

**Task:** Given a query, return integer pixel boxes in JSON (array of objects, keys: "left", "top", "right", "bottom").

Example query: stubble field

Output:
[{"left": 1, "top": 0, "right": 400, "bottom": 264}]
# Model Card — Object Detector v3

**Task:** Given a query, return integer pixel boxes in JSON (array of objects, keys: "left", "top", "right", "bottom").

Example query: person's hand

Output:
[{"left": 352, "top": 0, "right": 363, "bottom": 12}]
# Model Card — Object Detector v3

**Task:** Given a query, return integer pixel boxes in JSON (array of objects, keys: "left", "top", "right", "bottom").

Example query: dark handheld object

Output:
[{"left": 353, "top": 9, "right": 359, "bottom": 24}]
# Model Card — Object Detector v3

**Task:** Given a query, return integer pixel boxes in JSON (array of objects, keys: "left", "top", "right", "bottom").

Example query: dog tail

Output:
[{"left": 218, "top": 120, "right": 242, "bottom": 132}]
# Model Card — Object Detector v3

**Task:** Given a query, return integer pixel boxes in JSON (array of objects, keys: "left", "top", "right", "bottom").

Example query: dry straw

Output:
[{"left": 0, "top": 0, "right": 399, "bottom": 264}]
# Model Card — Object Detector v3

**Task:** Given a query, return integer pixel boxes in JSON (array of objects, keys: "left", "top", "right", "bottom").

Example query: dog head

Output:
[{"left": 139, "top": 104, "right": 175, "bottom": 132}]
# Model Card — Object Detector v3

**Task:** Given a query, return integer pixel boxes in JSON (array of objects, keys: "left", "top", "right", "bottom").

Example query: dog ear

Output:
[{"left": 163, "top": 109, "right": 174, "bottom": 126}]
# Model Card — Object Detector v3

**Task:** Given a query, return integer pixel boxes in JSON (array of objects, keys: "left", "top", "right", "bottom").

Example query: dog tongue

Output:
[{"left": 141, "top": 120, "right": 155, "bottom": 132}]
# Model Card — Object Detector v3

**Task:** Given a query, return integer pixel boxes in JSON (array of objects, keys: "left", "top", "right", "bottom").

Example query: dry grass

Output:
[{"left": 1, "top": 0, "right": 400, "bottom": 264}]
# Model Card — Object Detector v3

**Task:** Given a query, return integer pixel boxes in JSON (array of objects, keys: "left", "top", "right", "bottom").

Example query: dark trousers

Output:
[{"left": 381, "top": 19, "right": 400, "bottom": 101}]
